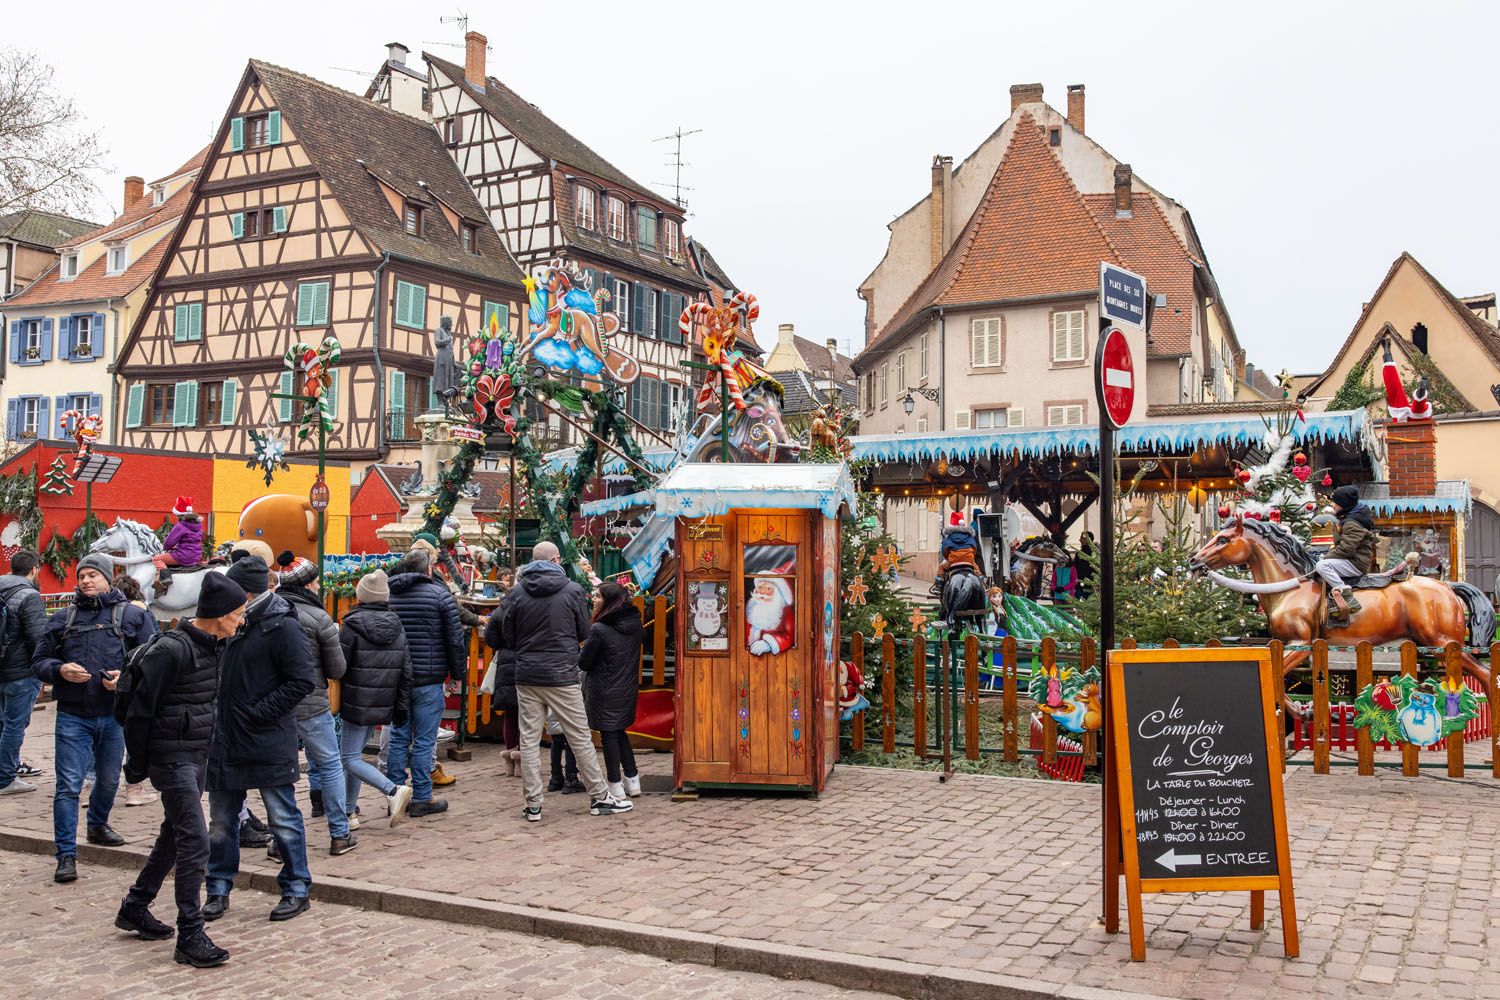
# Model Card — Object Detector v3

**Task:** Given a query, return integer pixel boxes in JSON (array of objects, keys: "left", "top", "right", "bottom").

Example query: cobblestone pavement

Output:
[
  {"left": 0, "top": 849, "right": 894, "bottom": 1000},
  {"left": 5, "top": 704, "right": 1500, "bottom": 999}
]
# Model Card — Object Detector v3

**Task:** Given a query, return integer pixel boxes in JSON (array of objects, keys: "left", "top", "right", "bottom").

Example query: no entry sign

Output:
[{"left": 1095, "top": 327, "right": 1135, "bottom": 430}]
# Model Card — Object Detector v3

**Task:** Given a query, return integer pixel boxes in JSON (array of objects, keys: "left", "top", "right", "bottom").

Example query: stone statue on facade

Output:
[{"left": 432, "top": 315, "right": 460, "bottom": 415}]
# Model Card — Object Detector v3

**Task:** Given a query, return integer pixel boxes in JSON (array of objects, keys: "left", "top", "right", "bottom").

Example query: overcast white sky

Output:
[{"left": 9, "top": 1, "right": 1498, "bottom": 374}]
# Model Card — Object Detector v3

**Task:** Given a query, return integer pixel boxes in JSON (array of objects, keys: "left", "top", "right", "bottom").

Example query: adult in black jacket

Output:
[
  {"left": 386, "top": 549, "right": 465, "bottom": 816},
  {"left": 482, "top": 597, "right": 519, "bottom": 772},
  {"left": 116, "top": 574, "right": 246, "bottom": 968},
  {"left": 336, "top": 569, "right": 414, "bottom": 827},
  {"left": 0, "top": 549, "right": 48, "bottom": 795},
  {"left": 204, "top": 557, "right": 316, "bottom": 923},
  {"left": 33, "top": 554, "right": 156, "bottom": 881},
  {"left": 579, "top": 583, "right": 644, "bottom": 799}
]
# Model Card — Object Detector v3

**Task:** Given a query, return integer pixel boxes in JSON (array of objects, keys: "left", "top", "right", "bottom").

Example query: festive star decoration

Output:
[
  {"left": 1275, "top": 369, "right": 1295, "bottom": 398},
  {"left": 845, "top": 575, "right": 869, "bottom": 606},
  {"left": 870, "top": 612, "right": 887, "bottom": 637},
  {"left": 522, "top": 275, "right": 537, "bottom": 295},
  {"left": 909, "top": 608, "right": 929, "bottom": 633}
]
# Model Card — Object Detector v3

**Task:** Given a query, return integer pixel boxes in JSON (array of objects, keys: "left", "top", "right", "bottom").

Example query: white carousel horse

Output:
[{"left": 88, "top": 518, "right": 227, "bottom": 621}]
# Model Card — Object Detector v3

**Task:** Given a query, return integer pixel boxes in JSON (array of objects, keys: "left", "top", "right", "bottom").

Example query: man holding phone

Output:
[{"left": 33, "top": 554, "right": 156, "bottom": 883}]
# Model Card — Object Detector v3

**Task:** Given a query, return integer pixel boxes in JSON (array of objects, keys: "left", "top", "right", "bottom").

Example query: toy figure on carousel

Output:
[{"left": 153, "top": 496, "right": 204, "bottom": 595}]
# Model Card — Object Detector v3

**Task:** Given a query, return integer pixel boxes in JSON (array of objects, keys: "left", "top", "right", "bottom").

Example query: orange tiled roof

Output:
[
  {"left": 1082, "top": 193, "right": 1199, "bottom": 357},
  {"left": 58, "top": 152, "right": 204, "bottom": 251},
  {"left": 3, "top": 238, "right": 172, "bottom": 309}
]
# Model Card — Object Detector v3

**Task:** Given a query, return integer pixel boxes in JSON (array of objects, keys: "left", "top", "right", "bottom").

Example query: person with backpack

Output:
[
  {"left": 0, "top": 549, "right": 48, "bottom": 796},
  {"left": 337, "top": 569, "right": 414, "bottom": 825},
  {"left": 579, "top": 583, "right": 645, "bottom": 801},
  {"left": 32, "top": 554, "right": 156, "bottom": 884},
  {"left": 115, "top": 573, "right": 247, "bottom": 968}
]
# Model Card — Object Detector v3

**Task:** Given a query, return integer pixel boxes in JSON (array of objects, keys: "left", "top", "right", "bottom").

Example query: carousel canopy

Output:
[
  {"left": 1355, "top": 479, "right": 1472, "bottom": 517},
  {"left": 654, "top": 462, "right": 856, "bottom": 520}
]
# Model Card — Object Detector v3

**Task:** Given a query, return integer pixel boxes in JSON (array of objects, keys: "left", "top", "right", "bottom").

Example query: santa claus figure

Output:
[
  {"left": 746, "top": 574, "right": 795, "bottom": 655},
  {"left": 1381, "top": 337, "right": 1432, "bottom": 423}
]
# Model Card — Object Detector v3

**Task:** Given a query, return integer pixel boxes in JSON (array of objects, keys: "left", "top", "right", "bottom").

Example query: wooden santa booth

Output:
[{"left": 662, "top": 463, "right": 855, "bottom": 794}]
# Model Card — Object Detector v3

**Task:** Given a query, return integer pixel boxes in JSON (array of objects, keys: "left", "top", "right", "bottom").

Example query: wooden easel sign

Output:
[{"left": 1106, "top": 648, "right": 1298, "bottom": 961}]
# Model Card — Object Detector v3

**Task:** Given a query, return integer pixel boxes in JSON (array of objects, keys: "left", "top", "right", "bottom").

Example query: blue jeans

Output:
[
  {"left": 297, "top": 711, "right": 348, "bottom": 838},
  {"left": 385, "top": 683, "right": 444, "bottom": 803},
  {"left": 53, "top": 711, "right": 123, "bottom": 859},
  {"left": 340, "top": 722, "right": 395, "bottom": 817},
  {"left": 305, "top": 713, "right": 343, "bottom": 790},
  {"left": 206, "top": 785, "right": 310, "bottom": 899},
  {"left": 0, "top": 677, "right": 41, "bottom": 788}
]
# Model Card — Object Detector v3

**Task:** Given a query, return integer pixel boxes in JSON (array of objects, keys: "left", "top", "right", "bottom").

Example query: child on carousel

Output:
[{"left": 153, "top": 495, "right": 204, "bottom": 594}]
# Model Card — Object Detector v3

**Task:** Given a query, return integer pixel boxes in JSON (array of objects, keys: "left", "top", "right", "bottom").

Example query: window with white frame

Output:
[
  {"left": 152, "top": 187, "right": 166, "bottom": 206},
  {"left": 1051, "top": 309, "right": 1086, "bottom": 363},
  {"left": 863, "top": 372, "right": 874, "bottom": 412},
  {"left": 662, "top": 218, "right": 682, "bottom": 259},
  {"left": 23, "top": 319, "right": 41, "bottom": 356},
  {"left": 895, "top": 351, "right": 906, "bottom": 391},
  {"left": 919, "top": 332, "right": 929, "bottom": 380},
  {"left": 879, "top": 363, "right": 889, "bottom": 408},
  {"left": 970, "top": 316, "right": 1002, "bottom": 368},
  {"left": 1046, "top": 404, "right": 1085, "bottom": 426},
  {"left": 614, "top": 279, "right": 630, "bottom": 331},
  {"left": 19, "top": 397, "right": 40, "bottom": 437},
  {"left": 606, "top": 196, "right": 627, "bottom": 241},
  {"left": 73, "top": 314, "right": 93, "bottom": 355},
  {"left": 107, "top": 246, "right": 127, "bottom": 274},
  {"left": 648, "top": 289, "right": 660, "bottom": 338},
  {"left": 61, "top": 254, "right": 78, "bottom": 280},
  {"left": 971, "top": 407, "right": 1012, "bottom": 430},
  {"left": 576, "top": 187, "right": 598, "bottom": 231}
]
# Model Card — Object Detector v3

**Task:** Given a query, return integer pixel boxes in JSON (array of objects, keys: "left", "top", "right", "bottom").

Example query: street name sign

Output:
[{"left": 1099, "top": 262, "right": 1148, "bottom": 329}]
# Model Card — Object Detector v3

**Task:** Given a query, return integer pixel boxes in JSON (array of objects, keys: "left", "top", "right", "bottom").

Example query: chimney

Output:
[
  {"left": 1113, "top": 163, "right": 1133, "bottom": 214},
  {"left": 1009, "top": 83, "right": 1043, "bottom": 113},
  {"left": 929, "top": 155, "right": 953, "bottom": 267},
  {"left": 1066, "top": 84, "right": 1085, "bottom": 134},
  {"left": 1386, "top": 421, "right": 1438, "bottom": 497},
  {"left": 777, "top": 323, "right": 796, "bottom": 352},
  {"left": 123, "top": 175, "right": 144, "bottom": 207},
  {"left": 465, "top": 31, "right": 487, "bottom": 90},
  {"left": 386, "top": 41, "right": 409, "bottom": 66}
]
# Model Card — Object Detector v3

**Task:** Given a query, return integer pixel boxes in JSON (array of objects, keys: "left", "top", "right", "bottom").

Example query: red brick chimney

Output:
[
  {"left": 1066, "top": 84, "right": 1085, "bottom": 134},
  {"left": 123, "top": 175, "right": 144, "bottom": 207},
  {"left": 465, "top": 31, "right": 487, "bottom": 89},
  {"left": 1386, "top": 420, "right": 1437, "bottom": 497},
  {"left": 1113, "top": 163, "right": 1133, "bottom": 213},
  {"left": 929, "top": 155, "right": 952, "bottom": 267},
  {"left": 1010, "top": 83, "right": 1043, "bottom": 113}
]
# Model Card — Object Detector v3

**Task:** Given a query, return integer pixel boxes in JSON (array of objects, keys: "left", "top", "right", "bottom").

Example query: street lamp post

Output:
[{"left": 900, "top": 385, "right": 940, "bottom": 417}]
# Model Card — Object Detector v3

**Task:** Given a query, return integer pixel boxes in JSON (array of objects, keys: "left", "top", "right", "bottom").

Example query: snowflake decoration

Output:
[{"left": 247, "top": 426, "right": 290, "bottom": 487}]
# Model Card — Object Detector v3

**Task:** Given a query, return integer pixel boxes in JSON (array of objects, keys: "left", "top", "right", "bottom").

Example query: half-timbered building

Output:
[
  {"left": 370, "top": 34, "right": 709, "bottom": 442},
  {"left": 116, "top": 60, "right": 526, "bottom": 470}
]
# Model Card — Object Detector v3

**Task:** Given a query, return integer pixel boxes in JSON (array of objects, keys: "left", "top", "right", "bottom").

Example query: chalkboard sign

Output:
[{"left": 1107, "top": 648, "right": 1298, "bottom": 960}]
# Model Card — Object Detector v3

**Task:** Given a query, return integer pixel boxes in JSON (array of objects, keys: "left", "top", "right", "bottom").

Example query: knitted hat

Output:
[
  {"left": 275, "top": 550, "right": 319, "bottom": 588},
  {"left": 231, "top": 539, "right": 275, "bottom": 566},
  {"left": 172, "top": 495, "right": 195, "bottom": 517},
  {"left": 225, "top": 554, "right": 270, "bottom": 595},
  {"left": 412, "top": 531, "right": 439, "bottom": 548},
  {"left": 1331, "top": 485, "right": 1360, "bottom": 511},
  {"left": 76, "top": 553, "right": 114, "bottom": 582},
  {"left": 356, "top": 569, "right": 390, "bottom": 604},
  {"left": 197, "top": 572, "right": 247, "bottom": 619}
]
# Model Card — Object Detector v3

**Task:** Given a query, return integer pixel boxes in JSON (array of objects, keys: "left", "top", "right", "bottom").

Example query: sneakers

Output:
[
  {"left": 408, "top": 798, "right": 448, "bottom": 818},
  {"left": 87, "top": 824, "right": 126, "bottom": 847},
  {"left": 623, "top": 774, "right": 642, "bottom": 798},
  {"left": 54, "top": 856, "right": 77, "bottom": 883},
  {"left": 15, "top": 761, "right": 42, "bottom": 778},
  {"left": 523, "top": 805, "right": 542, "bottom": 823},
  {"left": 202, "top": 895, "right": 229, "bottom": 922},
  {"left": 0, "top": 779, "right": 36, "bottom": 795},
  {"left": 269, "top": 895, "right": 310, "bottom": 922},
  {"left": 608, "top": 780, "right": 627, "bottom": 801},
  {"left": 589, "top": 795, "right": 634, "bottom": 817},
  {"left": 387, "top": 785, "right": 413, "bottom": 828},
  {"left": 436, "top": 725, "right": 455, "bottom": 744},
  {"left": 561, "top": 779, "right": 586, "bottom": 795},
  {"left": 174, "top": 931, "right": 230, "bottom": 968},
  {"left": 329, "top": 834, "right": 358, "bottom": 856},
  {"left": 239, "top": 813, "right": 270, "bottom": 848},
  {"left": 309, "top": 789, "right": 325, "bottom": 818},
  {"left": 125, "top": 783, "right": 158, "bottom": 807},
  {"left": 349, "top": 810, "right": 361, "bottom": 831},
  {"left": 430, "top": 763, "right": 457, "bottom": 787},
  {"left": 115, "top": 904, "right": 174, "bottom": 940}
]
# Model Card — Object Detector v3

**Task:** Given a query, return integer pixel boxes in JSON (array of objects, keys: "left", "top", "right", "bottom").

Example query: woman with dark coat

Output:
[
  {"left": 336, "top": 570, "right": 414, "bottom": 827},
  {"left": 482, "top": 597, "right": 521, "bottom": 775},
  {"left": 578, "top": 583, "right": 643, "bottom": 799}
]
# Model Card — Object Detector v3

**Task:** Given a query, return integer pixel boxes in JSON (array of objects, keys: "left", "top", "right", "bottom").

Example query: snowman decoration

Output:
[
  {"left": 1397, "top": 685, "right": 1443, "bottom": 746},
  {"left": 691, "top": 583, "right": 728, "bottom": 650}
]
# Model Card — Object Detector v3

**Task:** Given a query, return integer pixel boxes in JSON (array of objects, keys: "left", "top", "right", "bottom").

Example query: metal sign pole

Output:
[{"left": 1099, "top": 387, "right": 1120, "bottom": 932}]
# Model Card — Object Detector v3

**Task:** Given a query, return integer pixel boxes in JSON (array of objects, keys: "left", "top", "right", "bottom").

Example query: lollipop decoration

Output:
[{"left": 282, "top": 336, "right": 342, "bottom": 442}]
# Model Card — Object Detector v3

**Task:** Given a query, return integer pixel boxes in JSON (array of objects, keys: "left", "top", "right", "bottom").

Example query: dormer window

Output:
[
  {"left": 575, "top": 187, "right": 598, "bottom": 231},
  {"left": 152, "top": 187, "right": 166, "bottom": 206},
  {"left": 636, "top": 206, "right": 657, "bottom": 252},
  {"left": 461, "top": 224, "right": 478, "bottom": 255},
  {"left": 61, "top": 254, "right": 79, "bottom": 280},
  {"left": 106, "top": 246, "right": 127, "bottom": 274},
  {"left": 605, "top": 196, "right": 627, "bottom": 242},
  {"left": 404, "top": 202, "right": 424, "bottom": 237},
  {"left": 662, "top": 219, "right": 682, "bottom": 260}
]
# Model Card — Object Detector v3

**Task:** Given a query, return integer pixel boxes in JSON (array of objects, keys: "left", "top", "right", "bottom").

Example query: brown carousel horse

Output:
[
  {"left": 1189, "top": 516, "right": 1495, "bottom": 700},
  {"left": 1006, "top": 537, "right": 1070, "bottom": 599}
]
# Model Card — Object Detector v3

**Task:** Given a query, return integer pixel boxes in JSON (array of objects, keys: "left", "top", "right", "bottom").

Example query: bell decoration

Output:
[{"left": 1321, "top": 473, "right": 1333, "bottom": 487}]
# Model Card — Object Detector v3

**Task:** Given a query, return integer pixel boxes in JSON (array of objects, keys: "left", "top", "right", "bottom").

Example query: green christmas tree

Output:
[
  {"left": 40, "top": 455, "right": 73, "bottom": 496},
  {"left": 1227, "top": 410, "right": 1327, "bottom": 541}
]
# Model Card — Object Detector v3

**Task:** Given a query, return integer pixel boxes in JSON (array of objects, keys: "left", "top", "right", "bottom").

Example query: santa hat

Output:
[
  {"left": 751, "top": 574, "right": 793, "bottom": 606},
  {"left": 172, "top": 495, "right": 195, "bottom": 517},
  {"left": 942, "top": 510, "right": 968, "bottom": 535}
]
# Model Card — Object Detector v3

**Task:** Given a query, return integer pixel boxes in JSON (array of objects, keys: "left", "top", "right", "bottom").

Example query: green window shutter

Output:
[
  {"left": 190, "top": 303, "right": 203, "bottom": 341},
  {"left": 267, "top": 110, "right": 282, "bottom": 145},
  {"left": 230, "top": 212, "right": 244, "bottom": 239},
  {"left": 296, "top": 284, "right": 313, "bottom": 327},
  {"left": 395, "top": 281, "right": 411, "bottom": 327},
  {"left": 173, "top": 380, "right": 197, "bottom": 427},
  {"left": 327, "top": 369, "right": 340, "bottom": 416},
  {"left": 315, "top": 281, "right": 329, "bottom": 325},
  {"left": 390, "top": 370, "right": 406, "bottom": 414},
  {"left": 230, "top": 116, "right": 244, "bottom": 151},
  {"left": 272, "top": 205, "right": 287, "bottom": 234},
  {"left": 411, "top": 284, "right": 427, "bottom": 328},
  {"left": 174, "top": 304, "right": 189, "bottom": 342},
  {"left": 297, "top": 281, "right": 329, "bottom": 327},
  {"left": 125, "top": 384, "right": 145, "bottom": 428},
  {"left": 278, "top": 371, "right": 294, "bottom": 423},
  {"left": 220, "top": 379, "right": 238, "bottom": 424}
]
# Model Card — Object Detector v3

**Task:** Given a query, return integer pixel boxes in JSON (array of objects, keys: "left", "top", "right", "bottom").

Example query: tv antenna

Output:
[
  {"left": 654, "top": 127, "right": 702, "bottom": 210},
  {"left": 441, "top": 10, "right": 470, "bottom": 33}
]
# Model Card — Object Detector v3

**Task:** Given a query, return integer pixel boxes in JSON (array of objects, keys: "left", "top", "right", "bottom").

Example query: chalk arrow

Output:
[{"left": 1156, "top": 849, "right": 1202, "bottom": 872}]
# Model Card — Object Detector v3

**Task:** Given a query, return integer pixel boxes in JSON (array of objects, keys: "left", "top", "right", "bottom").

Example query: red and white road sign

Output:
[{"left": 1096, "top": 327, "right": 1135, "bottom": 430}]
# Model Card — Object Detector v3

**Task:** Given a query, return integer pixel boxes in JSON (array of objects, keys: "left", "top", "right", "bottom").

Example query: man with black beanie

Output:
[
  {"left": 203, "top": 556, "right": 316, "bottom": 923},
  {"left": 116, "top": 572, "right": 247, "bottom": 967}
]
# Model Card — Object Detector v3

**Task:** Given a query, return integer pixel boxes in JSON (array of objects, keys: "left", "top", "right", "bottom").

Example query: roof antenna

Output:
[
  {"left": 440, "top": 10, "right": 470, "bottom": 34},
  {"left": 654, "top": 127, "right": 702, "bottom": 210}
]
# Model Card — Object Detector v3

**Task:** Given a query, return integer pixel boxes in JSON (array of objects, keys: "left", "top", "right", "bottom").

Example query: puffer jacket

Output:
[
  {"left": 0, "top": 574, "right": 47, "bottom": 684},
  {"left": 279, "top": 586, "right": 347, "bottom": 720},
  {"left": 33, "top": 589, "right": 156, "bottom": 718},
  {"left": 482, "top": 598, "right": 517, "bottom": 714},
  {"left": 579, "top": 604, "right": 643, "bottom": 731},
  {"left": 338, "top": 601, "right": 412, "bottom": 727},
  {"left": 501, "top": 560, "right": 589, "bottom": 687},
  {"left": 123, "top": 621, "right": 221, "bottom": 783},
  {"left": 387, "top": 572, "right": 466, "bottom": 687},
  {"left": 1328, "top": 503, "right": 1378, "bottom": 571},
  {"left": 207, "top": 592, "right": 315, "bottom": 791}
]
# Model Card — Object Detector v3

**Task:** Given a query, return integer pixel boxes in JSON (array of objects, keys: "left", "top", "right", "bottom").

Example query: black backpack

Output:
[
  {"left": 112, "top": 629, "right": 192, "bottom": 727},
  {"left": 0, "top": 582, "right": 20, "bottom": 660}
]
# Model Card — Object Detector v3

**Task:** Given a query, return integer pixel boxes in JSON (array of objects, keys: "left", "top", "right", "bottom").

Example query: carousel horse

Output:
[
  {"left": 1189, "top": 515, "right": 1496, "bottom": 706},
  {"left": 1006, "top": 536, "right": 1069, "bottom": 599},
  {"left": 89, "top": 518, "right": 228, "bottom": 621},
  {"left": 938, "top": 561, "right": 989, "bottom": 631}
]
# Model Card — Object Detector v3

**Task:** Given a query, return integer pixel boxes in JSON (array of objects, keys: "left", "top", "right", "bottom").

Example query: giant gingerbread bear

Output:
[{"left": 238, "top": 494, "right": 318, "bottom": 563}]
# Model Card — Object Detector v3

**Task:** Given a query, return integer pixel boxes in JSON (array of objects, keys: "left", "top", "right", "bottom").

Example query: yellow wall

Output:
[{"left": 211, "top": 457, "right": 351, "bottom": 554}]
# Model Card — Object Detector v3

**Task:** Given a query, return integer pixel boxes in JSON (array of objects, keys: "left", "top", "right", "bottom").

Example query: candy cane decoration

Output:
[
  {"left": 58, "top": 409, "right": 103, "bottom": 455},
  {"left": 728, "top": 290, "right": 759, "bottom": 328}
]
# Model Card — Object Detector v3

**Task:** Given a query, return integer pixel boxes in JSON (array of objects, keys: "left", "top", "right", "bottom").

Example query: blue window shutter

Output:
[
  {"left": 125, "top": 384, "right": 144, "bottom": 428},
  {"left": 601, "top": 273, "right": 614, "bottom": 312},
  {"left": 92, "top": 313, "right": 106, "bottom": 358},
  {"left": 267, "top": 110, "right": 282, "bottom": 145},
  {"left": 36, "top": 397, "right": 49, "bottom": 439},
  {"left": 230, "top": 116, "right": 245, "bottom": 151},
  {"left": 220, "top": 379, "right": 238, "bottom": 425},
  {"left": 58, "top": 316, "right": 73, "bottom": 358},
  {"left": 390, "top": 370, "right": 406, "bottom": 422},
  {"left": 412, "top": 285, "right": 427, "bottom": 328},
  {"left": 296, "top": 284, "right": 313, "bottom": 327},
  {"left": 5, "top": 400, "right": 17, "bottom": 439},
  {"left": 272, "top": 205, "right": 287, "bottom": 233},
  {"left": 38, "top": 318, "right": 53, "bottom": 360},
  {"left": 194, "top": 303, "right": 205, "bottom": 340},
  {"left": 54, "top": 396, "right": 68, "bottom": 435},
  {"left": 278, "top": 371, "right": 293, "bottom": 423},
  {"left": 7, "top": 321, "right": 20, "bottom": 363},
  {"left": 315, "top": 281, "right": 329, "bottom": 325},
  {"left": 88, "top": 394, "right": 102, "bottom": 419},
  {"left": 231, "top": 212, "right": 244, "bottom": 239}
]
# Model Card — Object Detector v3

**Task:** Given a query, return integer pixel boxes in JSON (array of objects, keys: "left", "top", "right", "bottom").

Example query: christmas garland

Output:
[
  {"left": 38, "top": 512, "right": 108, "bottom": 581},
  {"left": 0, "top": 468, "right": 42, "bottom": 550}
]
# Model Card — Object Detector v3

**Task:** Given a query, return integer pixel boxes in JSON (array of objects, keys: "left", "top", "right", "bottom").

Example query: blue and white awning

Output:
[
  {"left": 1356, "top": 480, "right": 1472, "bottom": 517},
  {"left": 654, "top": 462, "right": 856, "bottom": 520}
]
